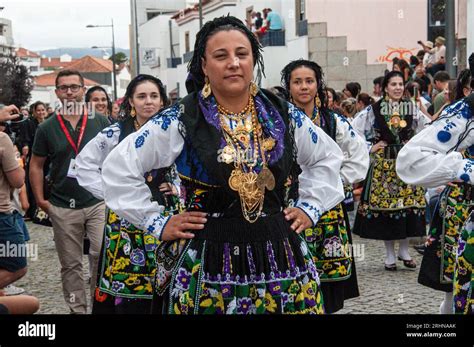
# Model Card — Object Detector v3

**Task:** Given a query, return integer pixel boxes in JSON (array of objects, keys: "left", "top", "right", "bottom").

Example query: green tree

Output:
[
  {"left": 109, "top": 52, "right": 128, "bottom": 65},
  {"left": 0, "top": 55, "right": 34, "bottom": 107}
]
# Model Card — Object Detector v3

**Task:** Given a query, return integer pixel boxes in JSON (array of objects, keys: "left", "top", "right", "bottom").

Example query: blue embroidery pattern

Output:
[
  {"left": 106, "top": 129, "right": 114, "bottom": 138},
  {"left": 99, "top": 141, "right": 106, "bottom": 151},
  {"left": 146, "top": 214, "right": 170, "bottom": 241},
  {"left": 135, "top": 129, "right": 150, "bottom": 149},
  {"left": 460, "top": 159, "right": 474, "bottom": 183},
  {"left": 437, "top": 120, "right": 457, "bottom": 143},
  {"left": 151, "top": 105, "right": 179, "bottom": 131},
  {"left": 298, "top": 201, "right": 322, "bottom": 225},
  {"left": 336, "top": 114, "right": 356, "bottom": 138},
  {"left": 309, "top": 127, "right": 318, "bottom": 144},
  {"left": 289, "top": 104, "right": 305, "bottom": 128}
]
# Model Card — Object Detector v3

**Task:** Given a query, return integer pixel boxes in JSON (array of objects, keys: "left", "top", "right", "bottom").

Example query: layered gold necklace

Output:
[{"left": 218, "top": 96, "right": 275, "bottom": 223}]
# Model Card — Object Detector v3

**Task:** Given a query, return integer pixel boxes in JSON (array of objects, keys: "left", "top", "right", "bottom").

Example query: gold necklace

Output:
[
  {"left": 217, "top": 96, "right": 254, "bottom": 122},
  {"left": 134, "top": 118, "right": 142, "bottom": 131},
  {"left": 218, "top": 100, "right": 275, "bottom": 223}
]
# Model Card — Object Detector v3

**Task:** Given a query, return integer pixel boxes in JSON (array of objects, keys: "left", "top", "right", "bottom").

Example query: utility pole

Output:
[{"left": 445, "top": 0, "right": 456, "bottom": 77}]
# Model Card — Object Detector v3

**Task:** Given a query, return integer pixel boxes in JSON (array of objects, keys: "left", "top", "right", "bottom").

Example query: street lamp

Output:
[{"left": 86, "top": 19, "right": 117, "bottom": 100}]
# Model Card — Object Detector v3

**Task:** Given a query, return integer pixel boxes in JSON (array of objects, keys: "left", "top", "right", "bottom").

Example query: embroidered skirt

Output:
[
  {"left": 354, "top": 150, "right": 426, "bottom": 240},
  {"left": 160, "top": 213, "right": 325, "bottom": 315},
  {"left": 419, "top": 184, "right": 474, "bottom": 292},
  {"left": 92, "top": 210, "right": 159, "bottom": 314},
  {"left": 453, "top": 212, "right": 473, "bottom": 314},
  {"left": 303, "top": 202, "right": 359, "bottom": 313}
]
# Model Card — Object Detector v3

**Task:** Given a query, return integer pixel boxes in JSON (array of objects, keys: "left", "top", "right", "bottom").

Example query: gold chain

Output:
[{"left": 218, "top": 97, "right": 275, "bottom": 223}]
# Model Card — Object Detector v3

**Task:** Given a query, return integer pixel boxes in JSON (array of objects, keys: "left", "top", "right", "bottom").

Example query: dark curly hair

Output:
[
  {"left": 187, "top": 15, "right": 264, "bottom": 92},
  {"left": 121, "top": 74, "right": 168, "bottom": 119},
  {"left": 280, "top": 59, "right": 328, "bottom": 111}
]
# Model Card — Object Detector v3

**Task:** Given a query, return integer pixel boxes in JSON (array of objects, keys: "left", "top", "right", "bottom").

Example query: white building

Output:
[
  {"left": 130, "top": 0, "right": 187, "bottom": 76},
  {"left": 14, "top": 47, "right": 43, "bottom": 76},
  {"left": 0, "top": 17, "right": 14, "bottom": 57}
]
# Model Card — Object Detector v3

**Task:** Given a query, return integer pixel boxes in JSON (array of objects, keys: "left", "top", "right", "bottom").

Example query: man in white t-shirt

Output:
[{"left": 427, "top": 36, "right": 446, "bottom": 76}]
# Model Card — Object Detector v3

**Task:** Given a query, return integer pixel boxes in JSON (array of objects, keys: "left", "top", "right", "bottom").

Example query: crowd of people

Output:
[{"left": 0, "top": 15, "right": 473, "bottom": 315}]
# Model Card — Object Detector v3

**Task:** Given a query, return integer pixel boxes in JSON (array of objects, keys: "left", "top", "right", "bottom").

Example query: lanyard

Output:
[{"left": 56, "top": 111, "right": 88, "bottom": 155}]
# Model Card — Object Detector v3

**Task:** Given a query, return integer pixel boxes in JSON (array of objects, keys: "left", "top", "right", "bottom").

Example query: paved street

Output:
[{"left": 15, "top": 221, "right": 444, "bottom": 314}]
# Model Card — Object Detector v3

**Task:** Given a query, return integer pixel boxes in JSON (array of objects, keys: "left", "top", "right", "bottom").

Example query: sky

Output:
[{"left": 0, "top": 0, "right": 131, "bottom": 51}]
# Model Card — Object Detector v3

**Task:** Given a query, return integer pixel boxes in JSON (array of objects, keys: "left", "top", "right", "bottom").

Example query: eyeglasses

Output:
[{"left": 56, "top": 84, "right": 83, "bottom": 92}]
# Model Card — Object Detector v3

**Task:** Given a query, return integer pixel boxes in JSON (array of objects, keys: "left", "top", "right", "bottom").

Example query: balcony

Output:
[
  {"left": 297, "top": 20, "right": 308, "bottom": 37},
  {"left": 167, "top": 57, "right": 182, "bottom": 68},
  {"left": 183, "top": 50, "right": 194, "bottom": 64},
  {"left": 260, "top": 30, "right": 285, "bottom": 47}
]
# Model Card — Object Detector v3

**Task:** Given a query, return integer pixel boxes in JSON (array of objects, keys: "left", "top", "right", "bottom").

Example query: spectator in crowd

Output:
[
  {"left": 372, "top": 76, "right": 384, "bottom": 101},
  {"left": 413, "top": 65, "right": 432, "bottom": 99},
  {"left": 340, "top": 97, "right": 358, "bottom": 121},
  {"left": 393, "top": 59, "right": 412, "bottom": 82},
  {"left": 29, "top": 70, "right": 109, "bottom": 314},
  {"left": 415, "top": 49, "right": 425, "bottom": 65},
  {"left": 264, "top": 8, "right": 283, "bottom": 31},
  {"left": 431, "top": 71, "right": 451, "bottom": 114},
  {"left": 418, "top": 40, "right": 435, "bottom": 69},
  {"left": 325, "top": 87, "right": 339, "bottom": 111},
  {"left": 356, "top": 93, "right": 374, "bottom": 113},
  {"left": 85, "top": 86, "right": 112, "bottom": 118},
  {"left": 46, "top": 106, "right": 54, "bottom": 118},
  {"left": 405, "top": 81, "right": 431, "bottom": 118},
  {"left": 0, "top": 103, "right": 27, "bottom": 296},
  {"left": 409, "top": 55, "right": 420, "bottom": 69},
  {"left": 423, "top": 36, "right": 446, "bottom": 76},
  {"left": 254, "top": 12, "right": 263, "bottom": 31},
  {"left": 343, "top": 82, "right": 361, "bottom": 98},
  {"left": 110, "top": 100, "right": 121, "bottom": 123}
]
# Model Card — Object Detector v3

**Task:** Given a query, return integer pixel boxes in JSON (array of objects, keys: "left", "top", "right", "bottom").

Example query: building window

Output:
[
  {"left": 295, "top": 0, "right": 307, "bottom": 36},
  {"left": 185, "top": 32, "right": 190, "bottom": 53}
]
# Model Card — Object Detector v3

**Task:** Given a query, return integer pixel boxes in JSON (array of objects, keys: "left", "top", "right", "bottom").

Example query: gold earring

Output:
[
  {"left": 315, "top": 95, "right": 322, "bottom": 108},
  {"left": 130, "top": 107, "right": 136, "bottom": 117},
  {"left": 202, "top": 77, "right": 212, "bottom": 98},
  {"left": 249, "top": 81, "right": 258, "bottom": 97}
]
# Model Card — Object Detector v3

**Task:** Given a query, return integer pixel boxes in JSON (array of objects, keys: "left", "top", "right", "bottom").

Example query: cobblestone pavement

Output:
[{"left": 15, "top": 221, "right": 444, "bottom": 314}]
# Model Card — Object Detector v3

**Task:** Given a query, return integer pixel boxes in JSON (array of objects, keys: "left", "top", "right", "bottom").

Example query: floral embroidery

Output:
[
  {"left": 150, "top": 105, "right": 180, "bottom": 130},
  {"left": 309, "top": 127, "right": 318, "bottom": 144},
  {"left": 336, "top": 114, "right": 356, "bottom": 138},
  {"left": 146, "top": 213, "right": 170, "bottom": 240},
  {"left": 437, "top": 120, "right": 457, "bottom": 143},
  {"left": 134, "top": 129, "right": 150, "bottom": 148},
  {"left": 459, "top": 159, "right": 474, "bottom": 183},
  {"left": 289, "top": 104, "right": 305, "bottom": 128}
]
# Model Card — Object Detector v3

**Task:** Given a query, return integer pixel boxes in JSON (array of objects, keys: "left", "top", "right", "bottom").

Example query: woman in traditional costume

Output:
[
  {"left": 397, "top": 85, "right": 473, "bottom": 315},
  {"left": 76, "top": 75, "right": 180, "bottom": 313},
  {"left": 101, "top": 16, "right": 345, "bottom": 314},
  {"left": 280, "top": 59, "right": 369, "bottom": 313},
  {"left": 352, "top": 71, "right": 431, "bottom": 271}
]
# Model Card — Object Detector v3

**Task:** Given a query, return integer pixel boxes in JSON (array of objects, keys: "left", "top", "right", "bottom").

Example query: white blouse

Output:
[
  {"left": 101, "top": 103, "right": 345, "bottom": 240},
  {"left": 75, "top": 122, "right": 180, "bottom": 200},
  {"left": 333, "top": 113, "right": 369, "bottom": 184},
  {"left": 352, "top": 103, "right": 432, "bottom": 150},
  {"left": 396, "top": 98, "right": 474, "bottom": 188}
]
